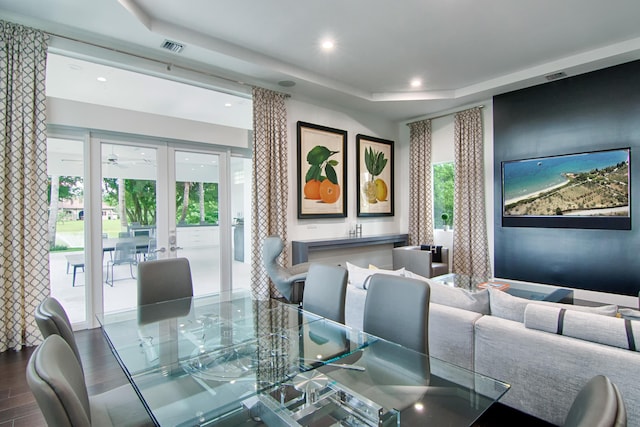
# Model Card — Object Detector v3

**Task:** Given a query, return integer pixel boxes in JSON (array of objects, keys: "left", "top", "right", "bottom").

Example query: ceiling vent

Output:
[
  {"left": 545, "top": 71, "right": 567, "bottom": 81},
  {"left": 161, "top": 40, "right": 184, "bottom": 53}
]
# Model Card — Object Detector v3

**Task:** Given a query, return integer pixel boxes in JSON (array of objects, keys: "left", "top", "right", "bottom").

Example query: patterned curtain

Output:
[
  {"left": 0, "top": 21, "right": 50, "bottom": 351},
  {"left": 407, "top": 119, "right": 434, "bottom": 246},
  {"left": 452, "top": 107, "right": 491, "bottom": 279},
  {"left": 250, "top": 87, "right": 289, "bottom": 300}
]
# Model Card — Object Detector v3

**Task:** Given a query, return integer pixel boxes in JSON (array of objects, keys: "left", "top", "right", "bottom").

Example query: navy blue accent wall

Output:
[{"left": 493, "top": 60, "right": 640, "bottom": 296}]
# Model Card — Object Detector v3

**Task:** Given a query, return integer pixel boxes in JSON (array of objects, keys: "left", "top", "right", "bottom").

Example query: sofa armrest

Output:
[{"left": 392, "top": 246, "right": 433, "bottom": 277}]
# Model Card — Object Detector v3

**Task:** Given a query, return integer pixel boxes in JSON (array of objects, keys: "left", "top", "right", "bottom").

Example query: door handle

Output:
[
  {"left": 154, "top": 247, "right": 166, "bottom": 253},
  {"left": 170, "top": 246, "right": 183, "bottom": 251}
]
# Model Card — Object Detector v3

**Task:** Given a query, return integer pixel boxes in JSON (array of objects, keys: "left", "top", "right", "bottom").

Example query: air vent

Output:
[
  {"left": 161, "top": 40, "right": 184, "bottom": 53},
  {"left": 545, "top": 71, "right": 567, "bottom": 81}
]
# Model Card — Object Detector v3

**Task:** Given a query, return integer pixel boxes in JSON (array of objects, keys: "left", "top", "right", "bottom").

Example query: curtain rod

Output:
[
  {"left": 45, "top": 31, "right": 252, "bottom": 95},
  {"left": 406, "top": 104, "right": 484, "bottom": 126}
]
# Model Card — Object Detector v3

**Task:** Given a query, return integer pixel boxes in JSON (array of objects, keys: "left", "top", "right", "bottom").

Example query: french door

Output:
[{"left": 47, "top": 131, "right": 252, "bottom": 328}]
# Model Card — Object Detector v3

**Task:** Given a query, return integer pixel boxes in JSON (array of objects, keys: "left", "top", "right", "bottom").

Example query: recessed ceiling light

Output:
[
  {"left": 97, "top": 76, "right": 107, "bottom": 82},
  {"left": 410, "top": 78, "right": 422, "bottom": 88},
  {"left": 321, "top": 39, "right": 335, "bottom": 50},
  {"left": 224, "top": 103, "right": 232, "bottom": 107}
]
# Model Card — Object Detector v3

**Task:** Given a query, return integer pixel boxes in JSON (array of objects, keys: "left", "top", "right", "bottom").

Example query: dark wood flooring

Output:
[
  {"left": 0, "top": 329, "right": 131, "bottom": 427},
  {"left": 0, "top": 328, "right": 554, "bottom": 427}
]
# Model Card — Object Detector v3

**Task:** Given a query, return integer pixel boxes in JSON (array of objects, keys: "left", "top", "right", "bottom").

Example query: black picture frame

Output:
[
  {"left": 297, "top": 121, "right": 348, "bottom": 219},
  {"left": 356, "top": 134, "right": 394, "bottom": 217}
]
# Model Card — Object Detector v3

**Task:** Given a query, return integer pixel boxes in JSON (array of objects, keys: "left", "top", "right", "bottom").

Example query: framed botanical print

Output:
[
  {"left": 297, "top": 121, "right": 347, "bottom": 218},
  {"left": 356, "top": 134, "right": 394, "bottom": 217}
]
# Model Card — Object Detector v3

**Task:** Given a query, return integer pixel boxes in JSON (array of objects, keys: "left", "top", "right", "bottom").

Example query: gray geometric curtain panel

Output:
[
  {"left": 407, "top": 119, "right": 434, "bottom": 246},
  {"left": 250, "top": 87, "right": 289, "bottom": 300},
  {"left": 452, "top": 107, "right": 492, "bottom": 280},
  {"left": 0, "top": 20, "right": 50, "bottom": 351}
]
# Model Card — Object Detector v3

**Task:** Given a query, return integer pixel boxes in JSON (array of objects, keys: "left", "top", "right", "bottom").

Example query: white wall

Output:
[
  {"left": 286, "top": 99, "right": 401, "bottom": 241},
  {"left": 47, "top": 97, "right": 249, "bottom": 148},
  {"left": 286, "top": 99, "right": 402, "bottom": 268}
]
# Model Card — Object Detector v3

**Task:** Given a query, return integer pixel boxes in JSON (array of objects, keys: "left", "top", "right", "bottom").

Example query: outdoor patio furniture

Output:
[
  {"left": 105, "top": 241, "right": 137, "bottom": 286},
  {"left": 64, "top": 254, "right": 84, "bottom": 287}
]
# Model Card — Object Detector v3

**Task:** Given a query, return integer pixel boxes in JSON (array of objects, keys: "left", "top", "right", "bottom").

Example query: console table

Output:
[{"left": 291, "top": 233, "right": 409, "bottom": 265}]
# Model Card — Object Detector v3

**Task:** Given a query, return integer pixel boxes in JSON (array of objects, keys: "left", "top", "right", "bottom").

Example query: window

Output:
[{"left": 433, "top": 162, "right": 454, "bottom": 229}]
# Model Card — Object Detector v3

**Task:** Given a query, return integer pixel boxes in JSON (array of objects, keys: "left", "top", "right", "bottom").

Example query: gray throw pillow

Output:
[
  {"left": 525, "top": 304, "right": 640, "bottom": 351},
  {"left": 489, "top": 288, "right": 618, "bottom": 323},
  {"left": 403, "top": 271, "right": 490, "bottom": 314}
]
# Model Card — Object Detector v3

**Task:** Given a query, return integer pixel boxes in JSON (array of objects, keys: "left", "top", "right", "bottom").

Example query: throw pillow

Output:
[
  {"left": 618, "top": 308, "right": 640, "bottom": 320},
  {"left": 403, "top": 270, "right": 490, "bottom": 314},
  {"left": 488, "top": 288, "right": 618, "bottom": 323},
  {"left": 345, "top": 262, "right": 405, "bottom": 290},
  {"left": 524, "top": 304, "right": 640, "bottom": 351},
  {"left": 420, "top": 245, "right": 442, "bottom": 263}
]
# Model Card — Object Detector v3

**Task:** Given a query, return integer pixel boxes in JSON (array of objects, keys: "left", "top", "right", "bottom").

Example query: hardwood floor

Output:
[
  {"left": 0, "top": 328, "right": 553, "bottom": 427},
  {"left": 0, "top": 329, "right": 131, "bottom": 427}
]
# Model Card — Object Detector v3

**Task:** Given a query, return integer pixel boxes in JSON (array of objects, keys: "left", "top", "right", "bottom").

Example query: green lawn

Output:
[{"left": 56, "top": 219, "right": 123, "bottom": 237}]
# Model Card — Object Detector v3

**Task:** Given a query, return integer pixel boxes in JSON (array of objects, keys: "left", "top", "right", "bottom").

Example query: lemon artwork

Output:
[{"left": 363, "top": 146, "right": 388, "bottom": 203}]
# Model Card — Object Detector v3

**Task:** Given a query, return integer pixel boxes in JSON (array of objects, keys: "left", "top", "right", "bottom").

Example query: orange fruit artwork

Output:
[
  {"left": 304, "top": 179, "right": 321, "bottom": 199},
  {"left": 319, "top": 179, "right": 340, "bottom": 204}
]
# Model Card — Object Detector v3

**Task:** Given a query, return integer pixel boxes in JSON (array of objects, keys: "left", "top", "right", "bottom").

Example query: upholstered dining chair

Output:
[
  {"left": 35, "top": 296, "right": 83, "bottom": 371},
  {"left": 302, "top": 263, "right": 348, "bottom": 324},
  {"left": 363, "top": 274, "right": 431, "bottom": 355},
  {"left": 26, "top": 335, "right": 151, "bottom": 427},
  {"left": 262, "top": 236, "right": 310, "bottom": 303},
  {"left": 563, "top": 375, "right": 627, "bottom": 427},
  {"left": 137, "top": 257, "right": 193, "bottom": 306}
]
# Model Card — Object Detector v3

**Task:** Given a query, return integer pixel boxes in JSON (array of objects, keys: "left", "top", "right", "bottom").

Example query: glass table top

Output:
[
  {"left": 431, "top": 273, "right": 574, "bottom": 302},
  {"left": 98, "top": 290, "right": 510, "bottom": 426}
]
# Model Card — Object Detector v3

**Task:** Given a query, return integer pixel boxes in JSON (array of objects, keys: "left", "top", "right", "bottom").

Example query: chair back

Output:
[
  {"left": 303, "top": 263, "right": 348, "bottom": 323},
  {"left": 114, "top": 241, "right": 137, "bottom": 264},
  {"left": 35, "top": 297, "right": 83, "bottom": 370},
  {"left": 262, "top": 236, "right": 297, "bottom": 301},
  {"left": 146, "top": 238, "right": 157, "bottom": 261},
  {"left": 26, "top": 335, "right": 92, "bottom": 427},
  {"left": 363, "top": 274, "right": 430, "bottom": 354},
  {"left": 563, "top": 375, "right": 627, "bottom": 427},
  {"left": 137, "top": 257, "right": 193, "bottom": 306}
]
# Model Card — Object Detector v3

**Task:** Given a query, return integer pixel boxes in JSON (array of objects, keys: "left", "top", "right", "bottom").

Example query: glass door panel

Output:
[
  {"left": 101, "top": 142, "right": 157, "bottom": 312},
  {"left": 230, "top": 156, "right": 252, "bottom": 290},
  {"left": 47, "top": 138, "right": 86, "bottom": 324},
  {"left": 174, "top": 150, "right": 221, "bottom": 296}
]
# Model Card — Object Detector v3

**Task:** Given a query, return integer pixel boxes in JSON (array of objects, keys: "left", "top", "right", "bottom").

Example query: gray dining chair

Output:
[
  {"left": 26, "top": 335, "right": 151, "bottom": 427},
  {"left": 137, "top": 257, "right": 193, "bottom": 306},
  {"left": 302, "top": 263, "right": 348, "bottom": 324},
  {"left": 35, "top": 296, "right": 83, "bottom": 371},
  {"left": 262, "top": 236, "right": 310, "bottom": 303},
  {"left": 363, "top": 273, "right": 431, "bottom": 354},
  {"left": 563, "top": 375, "right": 627, "bottom": 427},
  {"left": 106, "top": 241, "right": 138, "bottom": 286}
]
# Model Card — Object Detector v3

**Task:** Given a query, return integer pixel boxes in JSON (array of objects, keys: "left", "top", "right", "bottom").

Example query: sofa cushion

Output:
[
  {"left": 345, "top": 262, "right": 404, "bottom": 290},
  {"left": 488, "top": 288, "right": 618, "bottom": 323},
  {"left": 403, "top": 271, "right": 490, "bottom": 314},
  {"left": 524, "top": 304, "right": 640, "bottom": 351}
]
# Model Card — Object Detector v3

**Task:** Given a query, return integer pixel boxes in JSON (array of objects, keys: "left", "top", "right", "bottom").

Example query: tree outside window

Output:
[{"left": 433, "top": 162, "right": 454, "bottom": 229}]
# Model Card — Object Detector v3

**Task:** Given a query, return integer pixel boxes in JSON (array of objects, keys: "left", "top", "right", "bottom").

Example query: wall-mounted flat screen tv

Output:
[{"left": 502, "top": 148, "right": 630, "bottom": 230}]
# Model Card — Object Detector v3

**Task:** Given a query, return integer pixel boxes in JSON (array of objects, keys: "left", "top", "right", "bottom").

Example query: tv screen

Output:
[{"left": 502, "top": 148, "right": 630, "bottom": 230}]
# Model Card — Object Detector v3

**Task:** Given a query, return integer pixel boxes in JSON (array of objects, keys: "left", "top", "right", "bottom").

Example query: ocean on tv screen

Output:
[{"left": 503, "top": 149, "right": 629, "bottom": 217}]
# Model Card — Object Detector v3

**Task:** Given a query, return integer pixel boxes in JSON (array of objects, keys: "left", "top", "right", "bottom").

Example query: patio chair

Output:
[{"left": 105, "top": 241, "right": 137, "bottom": 286}]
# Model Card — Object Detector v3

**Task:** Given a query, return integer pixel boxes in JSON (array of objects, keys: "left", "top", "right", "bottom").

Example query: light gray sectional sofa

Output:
[{"left": 344, "top": 277, "right": 640, "bottom": 426}]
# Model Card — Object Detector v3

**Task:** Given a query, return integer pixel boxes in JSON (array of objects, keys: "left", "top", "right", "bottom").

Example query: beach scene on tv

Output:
[{"left": 503, "top": 149, "right": 629, "bottom": 217}]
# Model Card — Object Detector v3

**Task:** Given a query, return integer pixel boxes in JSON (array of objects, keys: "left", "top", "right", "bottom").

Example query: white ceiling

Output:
[{"left": 3, "top": 0, "right": 640, "bottom": 122}]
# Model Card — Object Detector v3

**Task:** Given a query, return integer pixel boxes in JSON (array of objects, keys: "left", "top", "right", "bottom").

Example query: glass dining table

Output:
[{"left": 97, "top": 290, "right": 510, "bottom": 426}]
